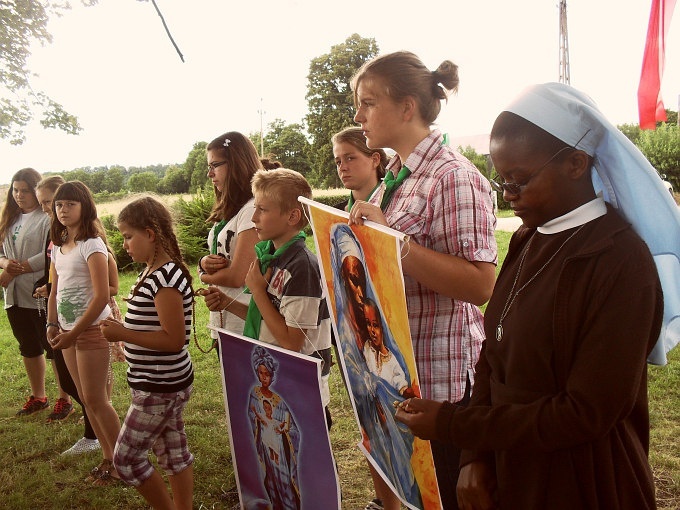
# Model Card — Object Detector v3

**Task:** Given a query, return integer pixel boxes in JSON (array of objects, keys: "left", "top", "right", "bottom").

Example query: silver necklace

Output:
[{"left": 496, "top": 225, "right": 585, "bottom": 341}]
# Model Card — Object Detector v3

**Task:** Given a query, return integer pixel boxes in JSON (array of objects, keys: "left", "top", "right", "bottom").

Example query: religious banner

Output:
[
  {"left": 301, "top": 197, "right": 442, "bottom": 510},
  {"left": 217, "top": 328, "right": 341, "bottom": 510}
]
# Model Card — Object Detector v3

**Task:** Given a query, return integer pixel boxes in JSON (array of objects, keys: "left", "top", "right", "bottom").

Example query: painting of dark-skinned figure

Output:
[
  {"left": 217, "top": 329, "right": 340, "bottom": 510},
  {"left": 303, "top": 198, "right": 441, "bottom": 510}
]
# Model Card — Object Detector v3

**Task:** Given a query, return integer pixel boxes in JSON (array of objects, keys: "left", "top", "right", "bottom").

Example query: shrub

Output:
[
  {"left": 100, "top": 214, "right": 136, "bottom": 272},
  {"left": 173, "top": 186, "right": 215, "bottom": 264},
  {"left": 311, "top": 193, "right": 347, "bottom": 208}
]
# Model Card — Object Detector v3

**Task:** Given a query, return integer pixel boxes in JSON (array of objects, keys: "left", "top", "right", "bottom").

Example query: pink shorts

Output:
[{"left": 72, "top": 324, "right": 109, "bottom": 351}]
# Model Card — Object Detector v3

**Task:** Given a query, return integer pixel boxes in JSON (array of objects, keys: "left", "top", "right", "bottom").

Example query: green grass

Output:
[{"left": 0, "top": 231, "right": 678, "bottom": 509}]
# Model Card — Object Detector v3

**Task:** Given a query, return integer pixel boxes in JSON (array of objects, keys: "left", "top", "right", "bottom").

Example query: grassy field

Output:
[{"left": 0, "top": 231, "right": 678, "bottom": 509}]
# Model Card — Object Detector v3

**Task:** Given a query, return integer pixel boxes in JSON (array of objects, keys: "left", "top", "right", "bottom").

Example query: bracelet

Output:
[{"left": 46, "top": 322, "right": 59, "bottom": 329}]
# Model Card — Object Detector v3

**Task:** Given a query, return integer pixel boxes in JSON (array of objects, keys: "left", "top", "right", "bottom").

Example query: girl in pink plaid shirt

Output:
[{"left": 349, "top": 51, "right": 497, "bottom": 510}]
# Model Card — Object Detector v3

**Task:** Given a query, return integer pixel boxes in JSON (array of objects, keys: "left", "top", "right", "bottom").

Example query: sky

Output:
[{"left": 1, "top": 0, "right": 678, "bottom": 185}]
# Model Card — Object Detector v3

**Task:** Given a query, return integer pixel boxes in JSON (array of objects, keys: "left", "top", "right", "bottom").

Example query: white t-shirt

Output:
[
  {"left": 11, "top": 214, "right": 27, "bottom": 242},
  {"left": 207, "top": 198, "right": 255, "bottom": 336},
  {"left": 53, "top": 237, "right": 111, "bottom": 330}
]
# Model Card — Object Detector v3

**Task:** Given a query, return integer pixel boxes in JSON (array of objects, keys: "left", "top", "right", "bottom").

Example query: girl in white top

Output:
[
  {"left": 46, "top": 181, "right": 121, "bottom": 486},
  {"left": 199, "top": 131, "right": 262, "bottom": 338}
]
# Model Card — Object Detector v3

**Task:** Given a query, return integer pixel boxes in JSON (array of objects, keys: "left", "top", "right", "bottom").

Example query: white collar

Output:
[{"left": 538, "top": 197, "right": 606, "bottom": 234}]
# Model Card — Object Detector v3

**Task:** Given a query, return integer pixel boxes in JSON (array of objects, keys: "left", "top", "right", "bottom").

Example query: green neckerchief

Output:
[
  {"left": 242, "top": 231, "right": 307, "bottom": 339},
  {"left": 347, "top": 181, "right": 382, "bottom": 210},
  {"left": 380, "top": 165, "right": 411, "bottom": 211},
  {"left": 211, "top": 220, "right": 228, "bottom": 254}
]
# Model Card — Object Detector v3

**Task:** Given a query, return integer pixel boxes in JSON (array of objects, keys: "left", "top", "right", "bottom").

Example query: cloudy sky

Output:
[{"left": 1, "top": 0, "right": 678, "bottom": 184}]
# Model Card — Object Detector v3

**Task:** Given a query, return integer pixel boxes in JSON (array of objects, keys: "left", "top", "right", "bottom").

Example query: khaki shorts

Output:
[{"left": 72, "top": 324, "right": 109, "bottom": 351}]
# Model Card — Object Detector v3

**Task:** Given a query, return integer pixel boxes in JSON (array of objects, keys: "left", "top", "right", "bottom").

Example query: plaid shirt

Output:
[{"left": 370, "top": 130, "right": 497, "bottom": 402}]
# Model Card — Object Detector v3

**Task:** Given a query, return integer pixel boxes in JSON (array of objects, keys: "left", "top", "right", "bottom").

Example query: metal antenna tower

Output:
[{"left": 559, "top": 0, "right": 570, "bottom": 84}]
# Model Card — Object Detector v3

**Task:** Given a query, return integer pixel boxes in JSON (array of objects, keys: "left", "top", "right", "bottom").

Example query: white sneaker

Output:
[{"left": 61, "top": 437, "right": 100, "bottom": 456}]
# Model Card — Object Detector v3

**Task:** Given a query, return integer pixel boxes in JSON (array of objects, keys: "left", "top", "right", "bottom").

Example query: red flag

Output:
[{"left": 638, "top": 0, "right": 676, "bottom": 129}]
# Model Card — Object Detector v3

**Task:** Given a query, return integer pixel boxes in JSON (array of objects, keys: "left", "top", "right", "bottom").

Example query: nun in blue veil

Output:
[{"left": 502, "top": 82, "right": 680, "bottom": 364}]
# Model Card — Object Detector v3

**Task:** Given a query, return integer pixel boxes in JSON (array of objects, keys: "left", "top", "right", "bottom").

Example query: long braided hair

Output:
[{"left": 117, "top": 195, "right": 193, "bottom": 299}]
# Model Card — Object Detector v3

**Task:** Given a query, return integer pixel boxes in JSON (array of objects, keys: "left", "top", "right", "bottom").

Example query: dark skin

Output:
[{"left": 396, "top": 111, "right": 596, "bottom": 510}]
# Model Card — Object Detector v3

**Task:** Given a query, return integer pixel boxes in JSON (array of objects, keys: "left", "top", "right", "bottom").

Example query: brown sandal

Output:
[
  {"left": 92, "top": 461, "right": 122, "bottom": 487},
  {"left": 84, "top": 459, "right": 109, "bottom": 483}
]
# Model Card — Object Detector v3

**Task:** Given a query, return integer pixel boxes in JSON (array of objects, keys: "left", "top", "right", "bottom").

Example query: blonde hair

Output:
[{"left": 251, "top": 168, "right": 312, "bottom": 229}]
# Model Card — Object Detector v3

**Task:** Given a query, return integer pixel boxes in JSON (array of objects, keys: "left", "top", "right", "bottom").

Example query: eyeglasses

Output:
[
  {"left": 490, "top": 129, "right": 591, "bottom": 196},
  {"left": 207, "top": 160, "right": 228, "bottom": 172}
]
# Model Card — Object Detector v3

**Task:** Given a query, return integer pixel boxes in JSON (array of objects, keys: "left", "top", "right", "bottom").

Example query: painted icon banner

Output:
[
  {"left": 217, "top": 328, "right": 341, "bottom": 510},
  {"left": 301, "top": 197, "right": 442, "bottom": 510}
]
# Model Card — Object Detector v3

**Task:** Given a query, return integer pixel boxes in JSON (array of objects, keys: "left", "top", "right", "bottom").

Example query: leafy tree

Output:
[
  {"left": 457, "top": 145, "right": 491, "bottom": 178},
  {"left": 127, "top": 171, "right": 159, "bottom": 192},
  {"left": 158, "top": 165, "right": 190, "bottom": 194},
  {"left": 305, "top": 34, "right": 378, "bottom": 188},
  {"left": 185, "top": 141, "right": 209, "bottom": 191},
  {"left": 617, "top": 123, "right": 642, "bottom": 145},
  {"left": 0, "top": 1, "right": 98, "bottom": 144},
  {"left": 637, "top": 123, "right": 680, "bottom": 189},
  {"left": 248, "top": 131, "right": 264, "bottom": 158},
  {"left": 102, "top": 166, "right": 125, "bottom": 193},
  {"left": 261, "top": 119, "right": 312, "bottom": 175},
  {"left": 64, "top": 168, "right": 94, "bottom": 189}
]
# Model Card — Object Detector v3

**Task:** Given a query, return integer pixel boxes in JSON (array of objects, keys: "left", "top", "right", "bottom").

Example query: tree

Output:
[
  {"left": 102, "top": 166, "right": 125, "bottom": 193},
  {"left": 64, "top": 168, "right": 94, "bottom": 189},
  {"left": 184, "top": 141, "right": 208, "bottom": 191},
  {"left": 0, "top": 1, "right": 97, "bottom": 144},
  {"left": 637, "top": 123, "right": 680, "bottom": 189},
  {"left": 261, "top": 119, "right": 312, "bottom": 175},
  {"left": 305, "top": 34, "right": 379, "bottom": 188},
  {"left": 617, "top": 123, "right": 642, "bottom": 145},
  {"left": 127, "top": 171, "right": 159, "bottom": 192},
  {"left": 158, "top": 165, "right": 190, "bottom": 194},
  {"left": 457, "top": 145, "right": 490, "bottom": 178}
]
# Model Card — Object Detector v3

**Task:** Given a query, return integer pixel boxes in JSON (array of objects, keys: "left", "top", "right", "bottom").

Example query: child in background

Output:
[
  {"left": 332, "top": 126, "right": 388, "bottom": 211},
  {"left": 37, "top": 176, "right": 124, "bottom": 440},
  {"left": 34, "top": 175, "right": 99, "bottom": 453},
  {"left": 0, "top": 169, "right": 65, "bottom": 418},
  {"left": 202, "top": 168, "right": 334, "bottom": 428},
  {"left": 198, "top": 131, "right": 260, "bottom": 341},
  {"left": 46, "top": 181, "right": 121, "bottom": 485},
  {"left": 100, "top": 195, "right": 194, "bottom": 510}
]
